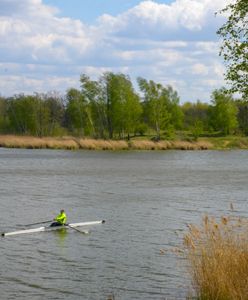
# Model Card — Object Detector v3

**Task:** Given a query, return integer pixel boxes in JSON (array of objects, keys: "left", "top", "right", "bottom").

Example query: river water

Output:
[{"left": 0, "top": 148, "right": 248, "bottom": 299}]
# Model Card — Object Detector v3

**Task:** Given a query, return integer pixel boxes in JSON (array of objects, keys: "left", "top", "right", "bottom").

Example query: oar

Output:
[
  {"left": 66, "top": 224, "right": 89, "bottom": 234},
  {"left": 20, "top": 220, "right": 53, "bottom": 227}
]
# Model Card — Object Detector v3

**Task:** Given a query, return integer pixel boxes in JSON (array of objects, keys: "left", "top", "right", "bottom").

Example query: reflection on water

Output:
[
  {"left": 0, "top": 148, "right": 248, "bottom": 299},
  {"left": 53, "top": 228, "right": 68, "bottom": 245}
]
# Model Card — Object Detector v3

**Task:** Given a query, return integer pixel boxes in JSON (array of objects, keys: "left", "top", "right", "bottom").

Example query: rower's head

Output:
[{"left": 60, "top": 209, "right": 65, "bottom": 213}]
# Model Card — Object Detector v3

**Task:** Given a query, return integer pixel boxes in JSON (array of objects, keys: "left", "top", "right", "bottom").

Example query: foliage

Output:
[
  {"left": 101, "top": 72, "right": 143, "bottom": 139},
  {"left": 182, "top": 101, "right": 210, "bottom": 131},
  {"left": 80, "top": 74, "right": 107, "bottom": 138},
  {"left": 209, "top": 88, "right": 238, "bottom": 135},
  {"left": 1, "top": 72, "right": 248, "bottom": 139},
  {"left": 236, "top": 99, "right": 248, "bottom": 135},
  {"left": 190, "top": 120, "right": 204, "bottom": 141},
  {"left": 7, "top": 95, "right": 41, "bottom": 135},
  {"left": 44, "top": 94, "right": 65, "bottom": 136},
  {"left": 217, "top": 0, "right": 248, "bottom": 98},
  {"left": 65, "top": 88, "right": 91, "bottom": 136},
  {"left": 165, "top": 86, "right": 184, "bottom": 130},
  {"left": 137, "top": 77, "right": 179, "bottom": 139},
  {"left": 4, "top": 93, "right": 66, "bottom": 136},
  {"left": 0, "top": 96, "right": 9, "bottom": 132}
]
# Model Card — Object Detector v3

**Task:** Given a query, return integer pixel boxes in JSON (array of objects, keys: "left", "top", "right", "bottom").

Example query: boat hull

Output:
[{"left": 2, "top": 220, "right": 105, "bottom": 237}]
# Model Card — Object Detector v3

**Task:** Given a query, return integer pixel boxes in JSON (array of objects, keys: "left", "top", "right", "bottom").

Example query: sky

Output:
[{"left": 0, "top": 0, "right": 232, "bottom": 103}]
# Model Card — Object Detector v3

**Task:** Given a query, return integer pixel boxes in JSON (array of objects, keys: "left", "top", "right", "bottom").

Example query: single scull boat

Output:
[{"left": 1, "top": 220, "right": 105, "bottom": 237}]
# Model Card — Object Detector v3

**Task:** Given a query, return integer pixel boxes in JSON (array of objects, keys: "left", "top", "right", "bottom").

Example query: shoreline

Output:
[{"left": 0, "top": 135, "right": 248, "bottom": 151}]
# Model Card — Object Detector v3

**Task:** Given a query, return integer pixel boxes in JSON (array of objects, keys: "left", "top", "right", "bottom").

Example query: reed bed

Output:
[
  {"left": 184, "top": 215, "right": 248, "bottom": 299},
  {"left": 0, "top": 135, "right": 79, "bottom": 150},
  {"left": 130, "top": 140, "right": 213, "bottom": 150},
  {"left": 78, "top": 139, "right": 129, "bottom": 150},
  {"left": 0, "top": 135, "right": 214, "bottom": 150},
  {"left": 171, "top": 140, "right": 213, "bottom": 150},
  {"left": 0, "top": 135, "right": 46, "bottom": 149},
  {"left": 129, "top": 140, "right": 169, "bottom": 150},
  {"left": 44, "top": 137, "right": 79, "bottom": 150},
  {"left": 195, "top": 141, "right": 213, "bottom": 150}
]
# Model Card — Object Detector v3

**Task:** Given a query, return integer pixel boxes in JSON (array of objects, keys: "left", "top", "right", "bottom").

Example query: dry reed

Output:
[
  {"left": 0, "top": 135, "right": 79, "bottom": 150},
  {"left": 130, "top": 140, "right": 171, "bottom": 150},
  {"left": 129, "top": 140, "right": 213, "bottom": 151},
  {"left": 0, "top": 135, "right": 214, "bottom": 151},
  {"left": 171, "top": 140, "right": 213, "bottom": 150},
  {"left": 184, "top": 215, "right": 248, "bottom": 299},
  {"left": 44, "top": 137, "right": 79, "bottom": 150},
  {"left": 130, "top": 140, "right": 160, "bottom": 150},
  {"left": 78, "top": 139, "right": 129, "bottom": 150}
]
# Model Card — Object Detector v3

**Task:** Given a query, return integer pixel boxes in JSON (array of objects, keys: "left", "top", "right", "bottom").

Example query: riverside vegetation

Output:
[
  {"left": 0, "top": 73, "right": 248, "bottom": 151},
  {"left": 184, "top": 213, "right": 248, "bottom": 299},
  {"left": 0, "top": 135, "right": 214, "bottom": 150},
  {"left": 1, "top": 135, "right": 248, "bottom": 150}
]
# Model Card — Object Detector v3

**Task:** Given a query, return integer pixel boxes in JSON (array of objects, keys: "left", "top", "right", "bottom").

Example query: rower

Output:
[{"left": 50, "top": 209, "right": 67, "bottom": 227}]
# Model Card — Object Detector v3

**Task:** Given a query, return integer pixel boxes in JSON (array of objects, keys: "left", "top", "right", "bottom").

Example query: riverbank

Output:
[
  {"left": 0, "top": 135, "right": 248, "bottom": 150},
  {"left": 184, "top": 215, "right": 248, "bottom": 299}
]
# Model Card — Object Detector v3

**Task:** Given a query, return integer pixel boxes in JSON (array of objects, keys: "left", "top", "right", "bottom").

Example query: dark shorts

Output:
[{"left": 50, "top": 222, "right": 64, "bottom": 227}]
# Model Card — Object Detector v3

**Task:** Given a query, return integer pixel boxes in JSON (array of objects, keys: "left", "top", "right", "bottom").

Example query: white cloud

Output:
[
  {"left": 0, "top": 74, "right": 79, "bottom": 95},
  {"left": 191, "top": 64, "right": 209, "bottom": 76},
  {"left": 97, "top": 0, "right": 232, "bottom": 39},
  {"left": 0, "top": 0, "right": 92, "bottom": 64},
  {"left": 0, "top": 0, "right": 232, "bottom": 102}
]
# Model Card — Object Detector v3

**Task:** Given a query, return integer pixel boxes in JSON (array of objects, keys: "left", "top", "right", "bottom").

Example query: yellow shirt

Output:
[{"left": 55, "top": 212, "right": 67, "bottom": 224}]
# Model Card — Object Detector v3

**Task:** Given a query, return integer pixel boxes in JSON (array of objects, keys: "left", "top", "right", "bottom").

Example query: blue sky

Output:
[
  {"left": 43, "top": 0, "right": 173, "bottom": 23},
  {"left": 0, "top": 0, "right": 231, "bottom": 103}
]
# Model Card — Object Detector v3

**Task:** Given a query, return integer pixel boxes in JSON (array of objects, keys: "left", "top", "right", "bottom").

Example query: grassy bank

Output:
[
  {"left": 0, "top": 135, "right": 248, "bottom": 150},
  {"left": 204, "top": 136, "right": 248, "bottom": 149},
  {"left": 184, "top": 215, "right": 248, "bottom": 299},
  {"left": 0, "top": 135, "right": 213, "bottom": 150}
]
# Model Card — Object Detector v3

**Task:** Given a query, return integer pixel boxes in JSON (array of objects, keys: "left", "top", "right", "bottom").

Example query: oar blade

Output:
[{"left": 66, "top": 224, "right": 90, "bottom": 234}]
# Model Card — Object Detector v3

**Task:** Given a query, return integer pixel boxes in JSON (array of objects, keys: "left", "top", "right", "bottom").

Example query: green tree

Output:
[
  {"left": 217, "top": 0, "right": 248, "bottom": 98},
  {"left": 7, "top": 95, "right": 40, "bottom": 135},
  {"left": 65, "top": 88, "right": 90, "bottom": 136},
  {"left": 236, "top": 99, "right": 248, "bottom": 135},
  {"left": 123, "top": 91, "right": 142, "bottom": 139},
  {"left": 0, "top": 96, "right": 9, "bottom": 133},
  {"left": 191, "top": 120, "right": 204, "bottom": 141},
  {"left": 101, "top": 72, "right": 142, "bottom": 139},
  {"left": 44, "top": 93, "right": 65, "bottom": 136},
  {"left": 138, "top": 78, "right": 172, "bottom": 139},
  {"left": 7, "top": 94, "right": 55, "bottom": 136},
  {"left": 165, "top": 86, "right": 184, "bottom": 130},
  {"left": 209, "top": 88, "right": 238, "bottom": 135},
  {"left": 80, "top": 74, "right": 107, "bottom": 138},
  {"left": 33, "top": 94, "right": 51, "bottom": 137},
  {"left": 182, "top": 100, "right": 210, "bottom": 130},
  {"left": 101, "top": 72, "right": 121, "bottom": 138}
]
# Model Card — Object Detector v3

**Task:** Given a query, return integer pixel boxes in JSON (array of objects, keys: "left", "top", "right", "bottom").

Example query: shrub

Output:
[{"left": 184, "top": 215, "right": 248, "bottom": 299}]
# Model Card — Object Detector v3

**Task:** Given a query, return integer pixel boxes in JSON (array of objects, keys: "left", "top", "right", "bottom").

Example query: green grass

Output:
[{"left": 201, "top": 136, "right": 248, "bottom": 149}]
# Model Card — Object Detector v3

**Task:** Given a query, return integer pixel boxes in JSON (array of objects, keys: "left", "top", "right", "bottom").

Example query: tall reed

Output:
[
  {"left": 78, "top": 139, "right": 129, "bottom": 150},
  {"left": 0, "top": 135, "right": 79, "bottom": 149},
  {"left": 184, "top": 215, "right": 248, "bottom": 299},
  {"left": 0, "top": 135, "right": 214, "bottom": 150}
]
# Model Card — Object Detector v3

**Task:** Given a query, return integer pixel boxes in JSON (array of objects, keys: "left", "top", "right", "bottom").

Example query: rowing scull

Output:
[{"left": 1, "top": 220, "right": 105, "bottom": 237}]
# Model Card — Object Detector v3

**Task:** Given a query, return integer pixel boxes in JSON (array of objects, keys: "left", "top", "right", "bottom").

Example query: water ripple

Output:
[{"left": 1, "top": 149, "right": 248, "bottom": 299}]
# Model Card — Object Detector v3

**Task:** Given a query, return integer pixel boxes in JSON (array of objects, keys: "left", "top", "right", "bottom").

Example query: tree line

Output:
[
  {"left": 0, "top": 72, "right": 247, "bottom": 140},
  {"left": 0, "top": 1, "right": 246, "bottom": 141}
]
